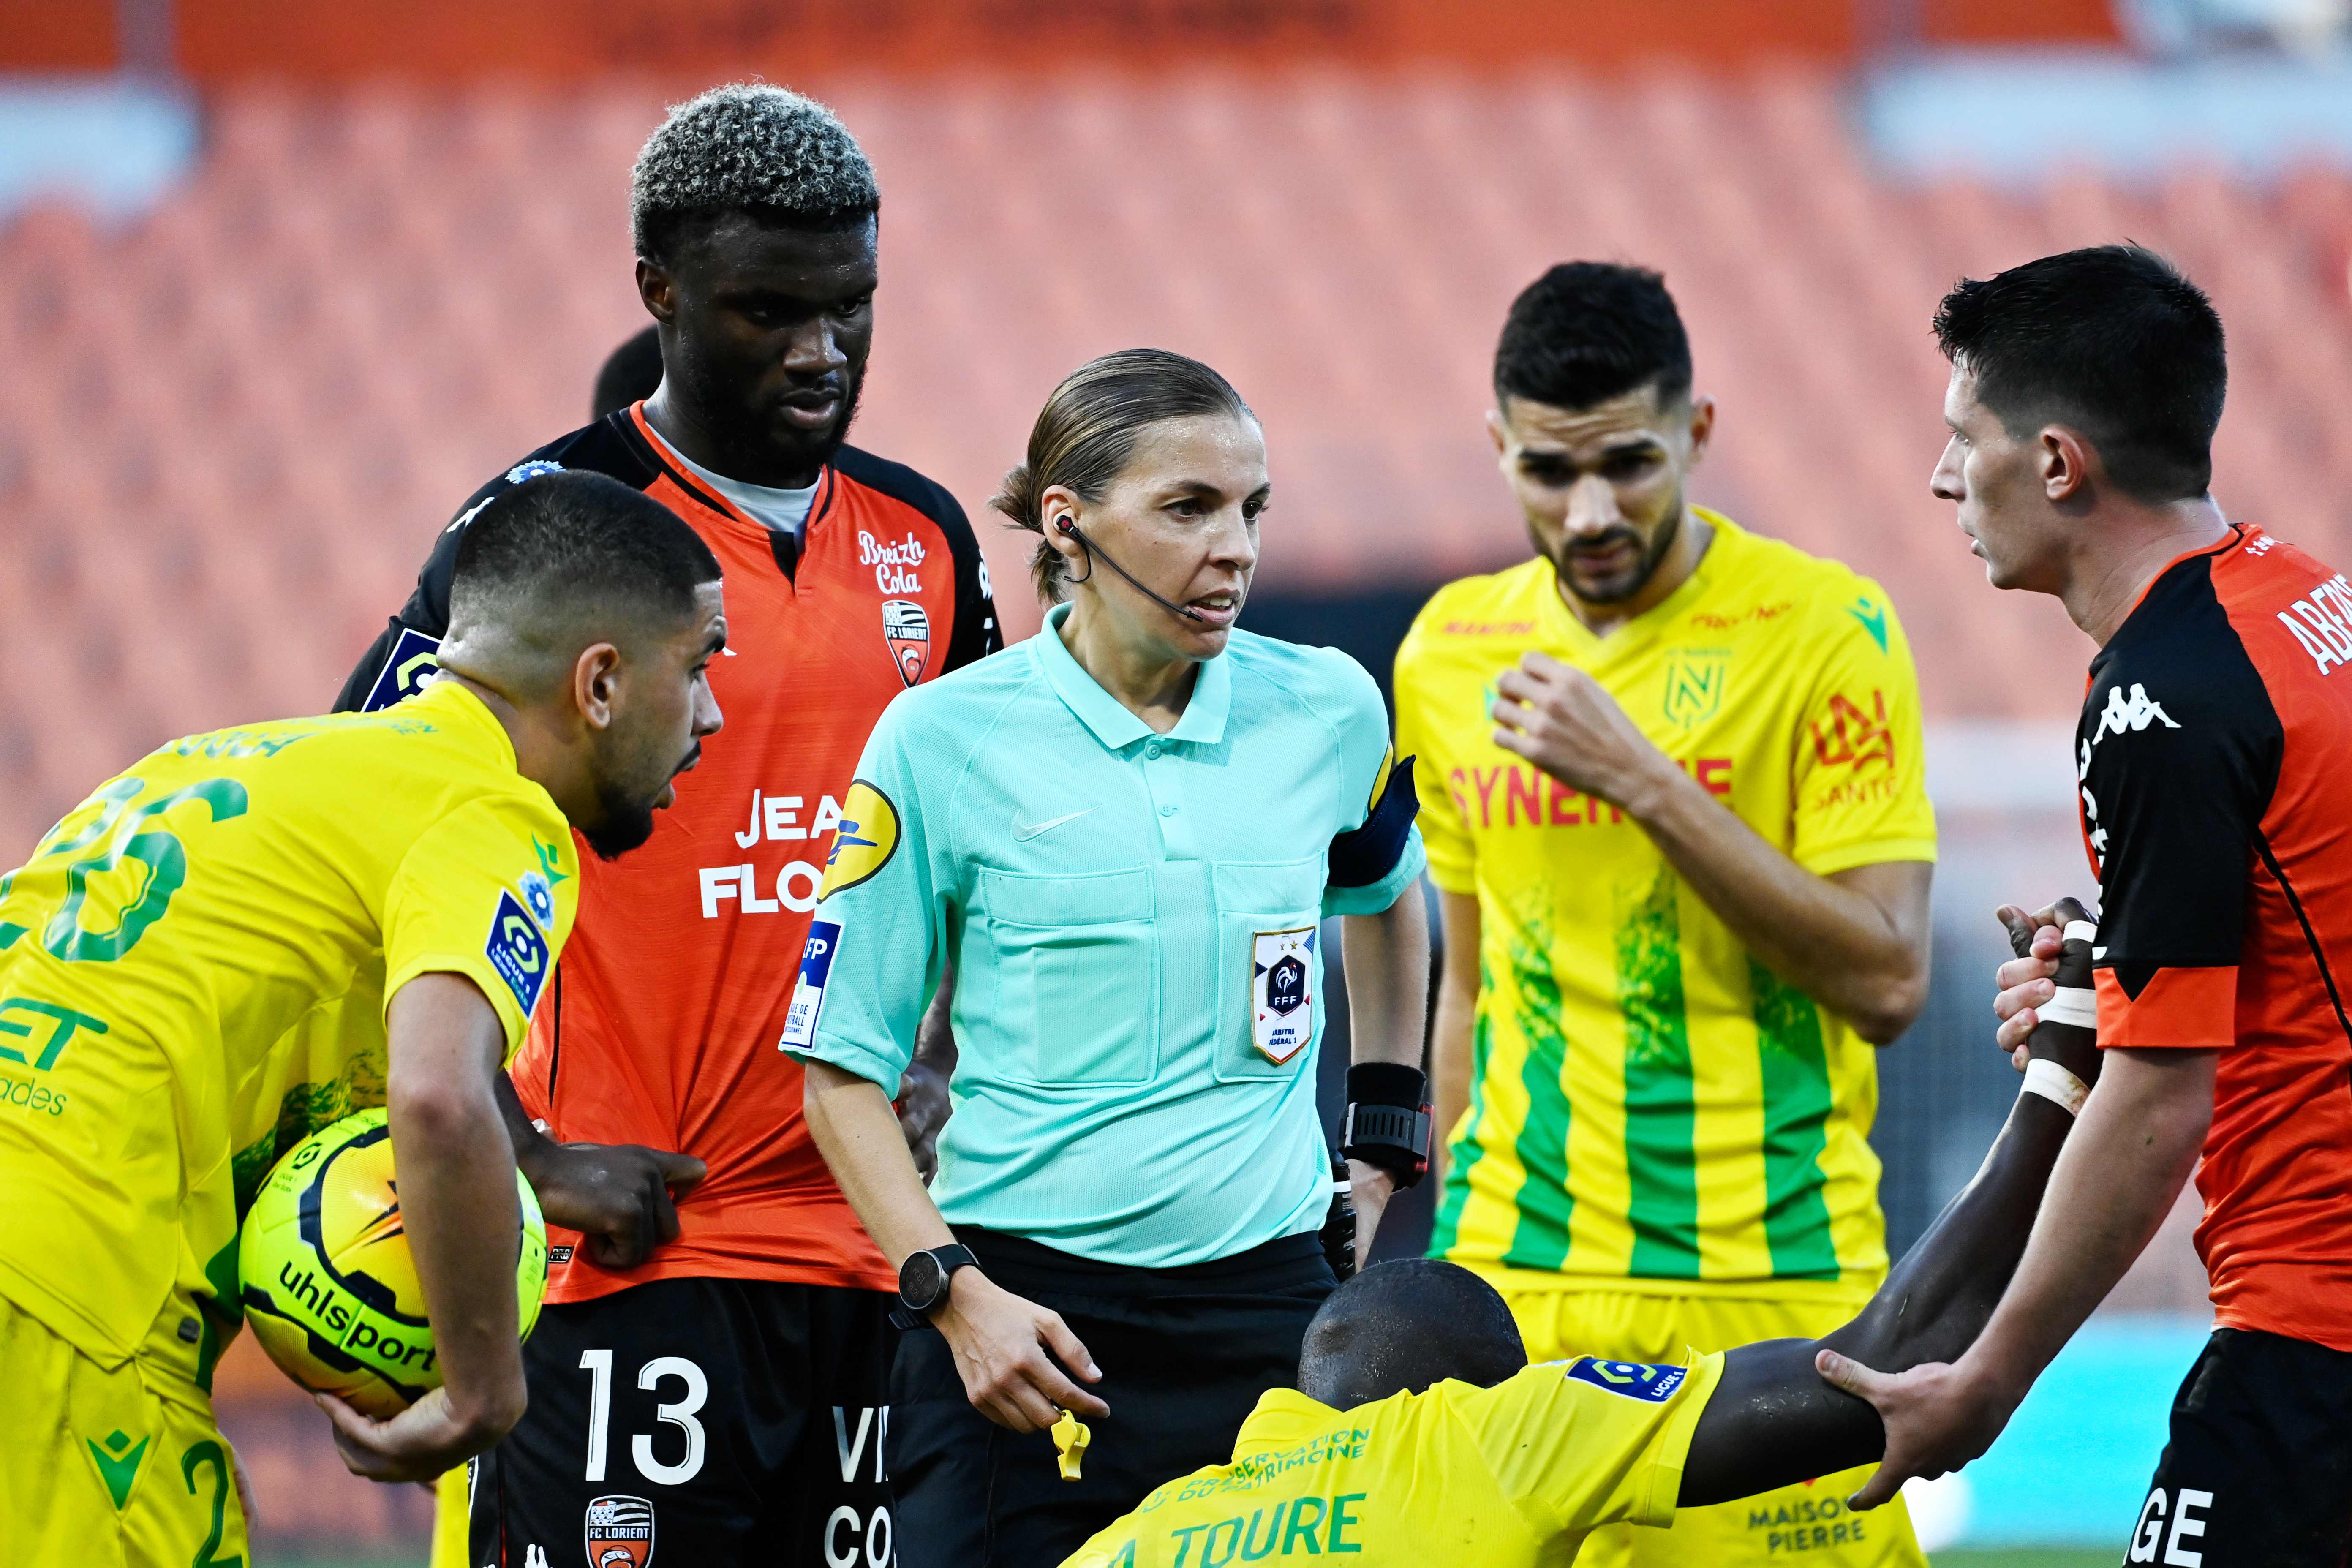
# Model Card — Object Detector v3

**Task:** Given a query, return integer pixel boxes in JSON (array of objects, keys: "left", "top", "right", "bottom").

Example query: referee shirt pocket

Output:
[
  {"left": 982, "top": 868, "right": 1160, "bottom": 1087},
  {"left": 1212, "top": 855, "right": 1328, "bottom": 1082}
]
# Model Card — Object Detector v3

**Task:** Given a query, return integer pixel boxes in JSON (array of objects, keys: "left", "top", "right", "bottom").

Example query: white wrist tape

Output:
[
  {"left": 2039, "top": 986, "right": 2099, "bottom": 1029},
  {"left": 2022, "top": 1057, "right": 2091, "bottom": 1117},
  {"left": 2063, "top": 920, "right": 2099, "bottom": 945}
]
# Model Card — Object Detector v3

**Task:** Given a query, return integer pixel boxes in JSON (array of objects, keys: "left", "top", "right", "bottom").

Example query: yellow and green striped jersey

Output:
[{"left": 1394, "top": 512, "right": 1936, "bottom": 1295}]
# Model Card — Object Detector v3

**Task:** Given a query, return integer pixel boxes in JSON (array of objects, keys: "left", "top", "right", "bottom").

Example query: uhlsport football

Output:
[{"left": 239, "top": 1107, "right": 546, "bottom": 1417}]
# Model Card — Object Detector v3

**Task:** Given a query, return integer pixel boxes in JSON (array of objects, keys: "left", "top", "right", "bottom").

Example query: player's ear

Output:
[
  {"left": 1485, "top": 406, "right": 1511, "bottom": 459},
  {"left": 1684, "top": 394, "right": 1716, "bottom": 468},
  {"left": 1037, "top": 485, "right": 1088, "bottom": 564},
  {"left": 635, "top": 258, "right": 678, "bottom": 325},
  {"left": 2041, "top": 425, "right": 2092, "bottom": 504},
  {"left": 572, "top": 642, "right": 625, "bottom": 731}
]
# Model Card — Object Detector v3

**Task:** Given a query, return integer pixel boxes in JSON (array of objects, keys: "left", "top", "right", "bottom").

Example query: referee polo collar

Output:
[{"left": 1035, "top": 602, "right": 1233, "bottom": 751}]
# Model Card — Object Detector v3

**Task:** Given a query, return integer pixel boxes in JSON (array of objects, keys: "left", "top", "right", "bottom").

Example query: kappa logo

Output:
[
  {"left": 584, "top": 1494, "right": 654, "bottom": 1568},
  {"left": 882, "top": 599, "right": 931, "bottom": 687},
  {"left": 2091, "top": 682, "right": 2180, "bottom": 745}
]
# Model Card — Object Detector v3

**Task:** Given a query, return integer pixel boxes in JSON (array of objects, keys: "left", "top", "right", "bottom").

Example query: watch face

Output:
[{"left": 900, "top": 1251, "right": 944, "bottom": 1311}]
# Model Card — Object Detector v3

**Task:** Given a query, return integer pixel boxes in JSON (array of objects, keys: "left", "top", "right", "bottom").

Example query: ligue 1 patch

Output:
[
  {"left": 1250, "top": 926, "right": 1317, "bottom": 1065},
  {"left": 779, "top": 920, "right": 842, "bottom": 1051},
  {"left": 819, "top": 781, "right": 899, "bottom": 898},
  {"left": 359, "top": 626, "right": 443, "bottom": 713},
  {"left": 520, "top": 870, "right": 556, "bottom": 927},
  {"left": 584, "top": 1493, "right": 654, "bottom": 1568},
  {"left": 485, "top": 889, "right": 552, "bottom": 1018},
  {"left": 1565, "top": 1358, "right": 1688, "bottom": 1402},
  {"left": 883, "top": 599, "right": 931, "bottom": 687}
]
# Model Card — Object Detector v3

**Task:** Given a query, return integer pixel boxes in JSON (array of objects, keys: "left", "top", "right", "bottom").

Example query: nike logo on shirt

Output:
[{"left": 1013, "top": 808, "right": 1096, "bottom": 841}]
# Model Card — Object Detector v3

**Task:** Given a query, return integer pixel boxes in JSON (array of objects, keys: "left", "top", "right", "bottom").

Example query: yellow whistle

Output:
[{"left": 1051, "top": 1408, "right": 1091, "bottom": 1482}]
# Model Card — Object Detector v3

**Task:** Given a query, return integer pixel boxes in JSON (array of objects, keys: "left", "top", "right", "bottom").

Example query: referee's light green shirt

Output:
[{"left": 784, "top": 603, "right": 1425, "bottom": 1268}]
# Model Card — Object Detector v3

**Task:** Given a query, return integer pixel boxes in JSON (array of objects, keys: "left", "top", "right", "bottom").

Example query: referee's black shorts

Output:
[
  {"left": 469, "top": 1276, "right": 898, "bottom": 1568},
  {"left": 892, "top": 1228, "right": 1336, "bottom": 1568},
  {"left": 2126, "top": 1326, "right": 2352, "bottom": 1568}
]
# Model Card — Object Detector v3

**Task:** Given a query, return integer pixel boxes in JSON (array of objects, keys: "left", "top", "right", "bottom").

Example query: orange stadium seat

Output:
[{"left": 3, "top": 68, "right": 2352, "bottom": 861}]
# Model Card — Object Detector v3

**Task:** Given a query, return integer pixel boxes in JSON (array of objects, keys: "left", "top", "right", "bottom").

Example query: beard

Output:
[
  {"left": 581, "top": 780, "right": 659, "bottom": 861},
  {"left": 1544, "top": 501, "right": 1683, "bottom": 607}
]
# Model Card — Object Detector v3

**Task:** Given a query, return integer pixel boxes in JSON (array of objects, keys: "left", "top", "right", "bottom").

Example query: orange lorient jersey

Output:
[
  {"left": 2074, "top": 523, "right": 2352, "bottom": 1351},
  {"left": 338, "top": 404, "right": 1001, "bottom": 1298}
]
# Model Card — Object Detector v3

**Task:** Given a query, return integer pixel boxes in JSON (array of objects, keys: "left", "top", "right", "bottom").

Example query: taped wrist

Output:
[{"left": 1342, "top": 1063, "right": 1431, "bottom": 1187}]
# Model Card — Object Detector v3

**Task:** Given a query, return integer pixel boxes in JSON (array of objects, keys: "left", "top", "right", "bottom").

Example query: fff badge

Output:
[{"left": 1250, "top": 926, "right": 1317, "bottom": 1065}]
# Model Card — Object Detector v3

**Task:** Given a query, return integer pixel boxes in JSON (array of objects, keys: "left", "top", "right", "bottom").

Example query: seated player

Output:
[
  {"left": 1062, "top": 1003, "right": 2102, "bottom": 1567},
  {"left": 0, "top": 471, "right": 723, "bottom": 1565}
]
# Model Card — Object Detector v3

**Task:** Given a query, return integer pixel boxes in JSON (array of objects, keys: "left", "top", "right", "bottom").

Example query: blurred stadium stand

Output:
[{"left": 7, "top": 1, "right": 2352, "bottom": 1555}]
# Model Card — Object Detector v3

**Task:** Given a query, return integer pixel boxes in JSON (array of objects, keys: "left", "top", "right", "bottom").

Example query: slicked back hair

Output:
[
  {"left": 1494, "top": 262, "right": 1693, "bottom": 415},
  {"left": 632, "top": 83, "right": 879, "bottom": 266},
  {"left": 1934, "top": 245, "right": 2225, "bottom": 504},
  {"left": 1298, "top": 1260, "right": 1528, "bottom": 1410},
  {"left": 449, "top": 471, "right": 721, "bottom": 646}
]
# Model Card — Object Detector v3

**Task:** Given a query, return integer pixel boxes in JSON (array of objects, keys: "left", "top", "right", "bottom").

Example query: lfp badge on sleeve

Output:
[{"left": 1250, "top": 926, "right": 1316, "bottom": 1065}]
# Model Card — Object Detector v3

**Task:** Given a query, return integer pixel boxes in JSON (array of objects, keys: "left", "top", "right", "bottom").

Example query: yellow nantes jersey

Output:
[
  {"left": 0, "top": 680, "right": 577, "bottom": 1381},
  {"left": 1396, "top": 512, "right": 1935, "bottom": 1296},
  {"left": 1063, "top": 1353, "right": 1726, "bottom": 1568}
]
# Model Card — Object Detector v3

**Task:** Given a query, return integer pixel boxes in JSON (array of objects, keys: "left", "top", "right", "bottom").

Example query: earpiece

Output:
[{"left": 1055, "top": 514, "right": 1078, "bottom": 534}]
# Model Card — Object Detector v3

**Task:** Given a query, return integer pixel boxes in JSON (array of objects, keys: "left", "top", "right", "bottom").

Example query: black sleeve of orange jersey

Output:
[
  {"left": 332, "top": 498, "right": 477, "bottom": 712},
  {"left": 2080, "top": 558, "right": 2283, "bottom": 1032}
]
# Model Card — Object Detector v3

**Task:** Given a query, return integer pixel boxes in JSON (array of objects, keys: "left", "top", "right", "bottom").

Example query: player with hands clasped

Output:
[
  {"left": 790, "top": 351, "right": 1432, "bottom": 1568},
  {"left": 1854, "top": 246, "right": 2352, "bottom": 1566},
  {"left": 0, "top": 475, "right": 723, "bottom": 1563}
]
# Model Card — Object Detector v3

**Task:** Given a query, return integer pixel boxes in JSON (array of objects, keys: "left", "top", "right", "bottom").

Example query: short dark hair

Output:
[
  {"left": 991, "top": 348, "right": 1256, "bottom": 603},
  {"left": 593, "top": 326, "right": 664, "bottom": 419},
  {"left": 450, "top": 470, "right": 721, "bottom": 634},
  {"left": 1494, "top": 263, "right": 1693, "bottom": 414},
  {"left": 1297, "top": 1260, "right": 1527, "bottom": 1409},
  {"left": 1933, "top": 245, "right": 2226, "bottom": 504},
  {"left": 632, "top": 84, "right": 879, "bottom": 266}
]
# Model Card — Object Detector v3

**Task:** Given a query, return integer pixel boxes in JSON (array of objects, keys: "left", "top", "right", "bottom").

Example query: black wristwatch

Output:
[{"left": 897, "top": 1244, "right": 977, "bottom": 1317}]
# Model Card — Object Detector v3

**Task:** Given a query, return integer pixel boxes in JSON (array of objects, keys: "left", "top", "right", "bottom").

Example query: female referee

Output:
[{"left": 787, "top": 349, "right": 1432, "bottom": 1568}]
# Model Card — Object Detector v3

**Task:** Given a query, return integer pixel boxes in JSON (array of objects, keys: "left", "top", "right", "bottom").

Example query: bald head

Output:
[
  {"left": 443, "top": 470, "right": 721, "bottom": 697},
  {"left": 1298, "top": 1260, "right": 1528, "bottom": 1409}
]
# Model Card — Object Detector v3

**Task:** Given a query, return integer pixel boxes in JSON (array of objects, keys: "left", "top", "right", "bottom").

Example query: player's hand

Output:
[
  {"left": 316, "top": 1387, "right": 515, "bottom": 1485},
  {"left": 896, "top": 1060, "right": 952, "bottom": 1182},
  {"left": 1346, "top": 1159, "right": 1395, "bottom": 1266},
  {"left": 932, "top": 1269, "right": 1109, "bottom": 1433},
  {"left": 525, "top": 1141, "right": 705, "bottom": 1269},
  {"left": 1813, "top": 1349, "right": 2022, "bottom": 1510},
  {"left": 1992, "top": 900, "right": 2089, "bottom": 1070},
  {"left": 1489, "top": 653, "right": 1672, "bottom": 812}
]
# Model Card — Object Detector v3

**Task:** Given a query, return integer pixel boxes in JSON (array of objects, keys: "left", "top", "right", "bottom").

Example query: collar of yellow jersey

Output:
[{"left": 1230, "top": 1387, "right": 1341, "bottom": 1458}]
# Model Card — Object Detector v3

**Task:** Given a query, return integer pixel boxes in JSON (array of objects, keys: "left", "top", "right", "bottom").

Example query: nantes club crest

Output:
[
  {"left": 585, "top": 1494, "right": 654, "bottom": 1568},
  {"left": 882, "top": 599, "right": 931, "bottom": 687}
]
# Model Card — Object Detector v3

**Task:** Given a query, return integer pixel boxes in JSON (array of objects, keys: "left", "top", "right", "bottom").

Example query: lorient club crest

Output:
[
  {"left": 585, "top": 1494, "right": 654, "bottom": 1568},
  {"left": 883, "top": 599, "right": 931, "bottom": 687}
]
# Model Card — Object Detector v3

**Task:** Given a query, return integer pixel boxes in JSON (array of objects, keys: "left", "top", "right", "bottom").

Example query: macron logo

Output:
[{"left": 2093, "top": 683, "right": 2179, "bottom": 746}]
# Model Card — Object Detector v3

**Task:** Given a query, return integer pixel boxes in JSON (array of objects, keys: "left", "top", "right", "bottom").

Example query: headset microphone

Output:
[{"left": 1056, "top": 515, "right": 1211, "bottom": 625}]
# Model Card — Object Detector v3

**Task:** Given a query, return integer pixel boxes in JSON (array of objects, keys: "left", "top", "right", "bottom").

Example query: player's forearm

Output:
[
  {"left": 912, "top": 962, "right": 960, "bottom": 1079},
  {"left": 1955, "top": 1047, "right": 2212, "bottom": 1401},
  {"left": 385, "top": 978, "right": 528, "bottom": 1441},
  {"left": 1429, "top": 971, "right": 1475, "bottom": 1188},
  {"left": 1680, "top": 1081, "right": 2079, "bottom": 1504},
  {"left": 1341, "top": 890, "right": 1430, "bottom": 1070},
  {"left": 802, "top": 1058, "right": 958, "bottom": 1262},
  {"left": 1624, "top": 763, "right": 1927, "bottom": 1043}
]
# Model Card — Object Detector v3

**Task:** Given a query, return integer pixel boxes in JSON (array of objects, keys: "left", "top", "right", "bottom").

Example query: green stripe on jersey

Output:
[
  {"left": 1619, "top": 871, "right": 1699, "bottom": 1277},
  {"left": 1500, "top": 919, "right": 1574, "bottom": 1270},
  {"left": 1750, "top": 959, "right": 1841, "bottom": 1278}
]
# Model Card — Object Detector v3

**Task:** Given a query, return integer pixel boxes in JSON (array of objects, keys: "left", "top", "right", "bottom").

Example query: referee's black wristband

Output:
[{"left": 1342, "top": 1064, "right": 1431, "bottom": 1188}]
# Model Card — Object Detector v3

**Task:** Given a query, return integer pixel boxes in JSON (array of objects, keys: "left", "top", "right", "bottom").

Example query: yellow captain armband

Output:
[{"left": 1052, "top": 1408, "right": 1091, "bottom": 1481}]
